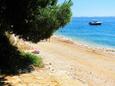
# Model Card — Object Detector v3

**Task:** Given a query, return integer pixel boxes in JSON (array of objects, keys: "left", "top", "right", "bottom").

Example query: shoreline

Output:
[
  {"left": 53, "top": 35, "right": 115, "bottom": 54},
  {"left": 37, "top": 35, "right": 115, "bottom": 86}
]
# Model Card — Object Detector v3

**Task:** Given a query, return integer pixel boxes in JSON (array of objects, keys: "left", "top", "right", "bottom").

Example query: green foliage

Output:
[
  {"left": 20, "top": 52, "right": 44, "bottom": 68},
  {"left": 0, "top": 0, "right": 72, "bottom": 42},
  {"left": 57, "top": 1, "right": 73, "bottom": 27},
  {"left": 0, "top": 0, "right": 72, "bottom": 74}
]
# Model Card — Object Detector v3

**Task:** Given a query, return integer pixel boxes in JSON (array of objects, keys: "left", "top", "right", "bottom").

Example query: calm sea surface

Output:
[{"left": 55, "top": 17, "right": 115, "bottom": 48}]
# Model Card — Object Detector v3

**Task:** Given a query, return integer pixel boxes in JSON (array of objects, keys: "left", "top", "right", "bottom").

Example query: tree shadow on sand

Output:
[
  {"left": 0, "top": 66, "right": 34, "bottom": 86},
  {"left": 0, "top": 75, "right": 12, "bottom": 86}
]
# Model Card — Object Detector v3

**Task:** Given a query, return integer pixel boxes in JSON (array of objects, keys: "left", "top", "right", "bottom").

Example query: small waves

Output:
[{"left": 55, "top": 17, "right": 115, "bottom": 48}]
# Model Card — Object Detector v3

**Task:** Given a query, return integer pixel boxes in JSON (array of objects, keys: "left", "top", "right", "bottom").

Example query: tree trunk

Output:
[
  {"left": 0, "top": 33, "right": 34, "bottom": 74},
  {"left": 0, "top": 33, "right": 21, "bottom": 73}
]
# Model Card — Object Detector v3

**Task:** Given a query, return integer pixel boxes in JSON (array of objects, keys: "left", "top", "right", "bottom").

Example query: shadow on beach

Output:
[
  {"left": 0, "top": 65, "right": 34, "bottom": 86},
  {"left": 0, "top": 75, "right": 11, "bottom": 86}
]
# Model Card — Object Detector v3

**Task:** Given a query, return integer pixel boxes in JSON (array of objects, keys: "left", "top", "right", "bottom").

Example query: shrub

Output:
[{"left": 20, "top": 52, "right": 44, "bottom": 68}]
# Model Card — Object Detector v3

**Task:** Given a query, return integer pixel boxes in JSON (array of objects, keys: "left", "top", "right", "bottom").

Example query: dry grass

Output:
[{"left": 7, "top": 33, "right": 36, "bottom": 51}]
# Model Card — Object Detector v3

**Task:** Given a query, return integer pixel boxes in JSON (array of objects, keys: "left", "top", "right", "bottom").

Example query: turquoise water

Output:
[{"left": 55, "top": 17, "right": 115, "bottom": 48}]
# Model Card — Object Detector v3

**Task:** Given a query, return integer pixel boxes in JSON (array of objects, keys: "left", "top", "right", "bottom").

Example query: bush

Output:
[{"left": 20, "top": 52, "right": 44, "bottom": 68}]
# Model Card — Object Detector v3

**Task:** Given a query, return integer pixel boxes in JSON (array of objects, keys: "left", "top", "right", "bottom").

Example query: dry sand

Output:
[
  {"left": 36, "top": 36, "right": 115, "bottom": 86},
  {"left": 6, "top": 36, "right": 115, "bottom": 86}
]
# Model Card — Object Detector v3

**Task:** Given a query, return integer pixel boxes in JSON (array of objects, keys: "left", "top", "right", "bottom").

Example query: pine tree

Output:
[{"left": 0, "top": 0, "right": 72, "bottom": 73}]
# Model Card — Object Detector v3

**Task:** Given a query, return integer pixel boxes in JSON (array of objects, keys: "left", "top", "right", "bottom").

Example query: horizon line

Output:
[{"left": 72, "top": 16, "right": 115, "bottom": 17}]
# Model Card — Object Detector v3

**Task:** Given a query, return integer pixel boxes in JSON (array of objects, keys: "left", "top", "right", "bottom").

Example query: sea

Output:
[{"left": 55, "top": 17, "right": 115, "bottom": 49}]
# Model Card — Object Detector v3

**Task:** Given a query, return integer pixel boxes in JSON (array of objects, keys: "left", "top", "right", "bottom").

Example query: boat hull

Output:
[{"left": 89, "top": 22, "right": 102, "bottom": 25}]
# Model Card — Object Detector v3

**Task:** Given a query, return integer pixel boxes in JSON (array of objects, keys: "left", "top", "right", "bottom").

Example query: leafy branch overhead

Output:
[{"left": 0, "top": 0, "right": 72, "bottom": 42}]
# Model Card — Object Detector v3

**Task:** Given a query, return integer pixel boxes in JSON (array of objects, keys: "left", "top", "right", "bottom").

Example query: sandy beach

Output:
[
  {"left": 6, "top": 36, "right": 115, "bottom": 86},
  {"left": 36, "top": 36, "right": 115, "bottom": 86}
]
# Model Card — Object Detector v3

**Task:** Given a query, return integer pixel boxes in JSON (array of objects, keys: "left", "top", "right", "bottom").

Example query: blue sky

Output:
[{"left": 58, "top": 0, "right": 115, "bottom": 17}]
